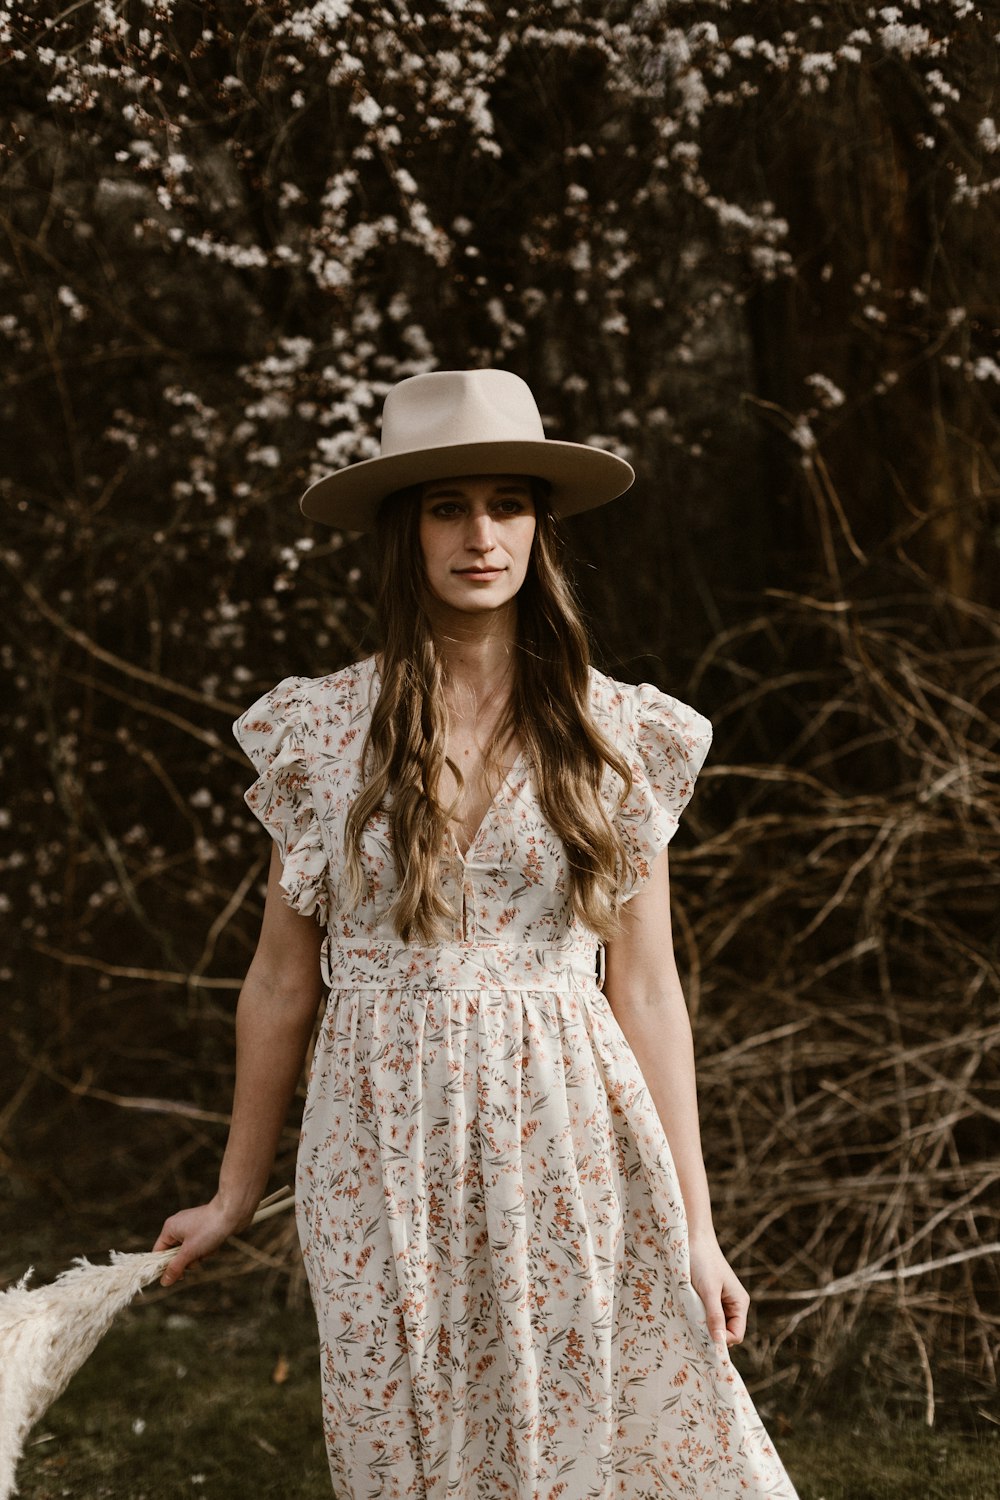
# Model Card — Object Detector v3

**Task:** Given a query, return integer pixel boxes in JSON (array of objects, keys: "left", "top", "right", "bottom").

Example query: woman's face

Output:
[{"left": 418, "top": 474, "right": 537, "bottom": 616}]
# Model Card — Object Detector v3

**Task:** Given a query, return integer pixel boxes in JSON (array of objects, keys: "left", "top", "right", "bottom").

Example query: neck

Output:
[{"left": 425, "top": 598, "right": 518, "bottom": 704}]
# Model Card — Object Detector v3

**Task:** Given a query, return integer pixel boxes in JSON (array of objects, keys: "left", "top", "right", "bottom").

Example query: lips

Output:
[{"left": 455, "top": 567, "right": 504, "bottom": 576}]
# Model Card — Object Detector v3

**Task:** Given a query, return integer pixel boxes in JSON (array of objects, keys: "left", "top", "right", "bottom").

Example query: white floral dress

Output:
[{"left": 234, "top": 656, "right": 799, "bottom": 1500}]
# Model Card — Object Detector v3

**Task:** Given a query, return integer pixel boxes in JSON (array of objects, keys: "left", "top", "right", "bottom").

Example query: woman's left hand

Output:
[{"left": 688, "top": 1231, "right": 751, "bottom": 1352}]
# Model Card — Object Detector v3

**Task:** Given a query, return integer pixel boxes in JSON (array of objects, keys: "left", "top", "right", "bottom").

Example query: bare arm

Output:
[
  {"left": 603, "top": 846, "right": 749, "bottom": 1350},
  {"left": 153, "top": 845, "right": 325, "bottom": 1286}
]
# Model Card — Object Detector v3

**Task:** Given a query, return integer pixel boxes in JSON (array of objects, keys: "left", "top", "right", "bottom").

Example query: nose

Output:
[{"left": 465, "top": 509, "right": 496, "bottom": 553}]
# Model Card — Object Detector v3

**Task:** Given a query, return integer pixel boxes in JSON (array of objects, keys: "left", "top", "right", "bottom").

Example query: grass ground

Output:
[
  {"left": 16, "top": 1295, "right": 327, "bottom": 1499},
  {"left": 11, "top": 1282, "right": 999, "bottom": 1500}
]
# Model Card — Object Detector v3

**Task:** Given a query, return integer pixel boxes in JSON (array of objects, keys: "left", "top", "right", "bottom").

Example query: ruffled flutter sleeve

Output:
[
  {"left": 612, "top": 679, "right": 714, "bottom": 902},
  {"left": 233, "top": 676, "right": 330, "bottom": 924}
]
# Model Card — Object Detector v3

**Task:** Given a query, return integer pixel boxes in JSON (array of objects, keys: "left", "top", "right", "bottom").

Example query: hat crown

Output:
[
  {"left": 299, "top": 367, "right": 635, "bottom": 530},
  {"left": 380, "top": 369, "right": 545, "bottom": 459}
]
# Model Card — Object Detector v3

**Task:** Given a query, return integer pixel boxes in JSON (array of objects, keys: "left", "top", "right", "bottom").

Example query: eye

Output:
[
  {"left": 495, "top": 497, "right": 528, "bottom": 515},
  {"left": 428, "top": 500, "right": 462, "bottom": 517}
]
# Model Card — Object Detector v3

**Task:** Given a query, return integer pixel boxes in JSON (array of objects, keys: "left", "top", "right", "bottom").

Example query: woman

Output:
[{"left": 155, "top": 370, "right": 799, "bottom": 1498}]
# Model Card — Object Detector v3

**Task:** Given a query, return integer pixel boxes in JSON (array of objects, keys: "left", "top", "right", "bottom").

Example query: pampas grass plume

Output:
[{"left": 0, "top": 1189, "right": 293, "bottom": 1499}]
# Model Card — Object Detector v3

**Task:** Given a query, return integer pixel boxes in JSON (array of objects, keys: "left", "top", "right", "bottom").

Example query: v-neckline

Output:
[
  {"left": 448, "top": 748, "right": 526, "bottom": 864},
  {"left": 365, "top": 654, "right": 527, "bottom": 865}
]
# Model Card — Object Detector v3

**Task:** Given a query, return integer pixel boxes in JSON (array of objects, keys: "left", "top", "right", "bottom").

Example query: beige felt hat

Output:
[{"left": 299, "top": 369, "right": 635, "bottom": 531}]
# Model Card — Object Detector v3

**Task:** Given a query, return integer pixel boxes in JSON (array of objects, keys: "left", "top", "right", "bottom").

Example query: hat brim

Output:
[{"left": 299, "top": 440, "right": 635, "bottom": 531}]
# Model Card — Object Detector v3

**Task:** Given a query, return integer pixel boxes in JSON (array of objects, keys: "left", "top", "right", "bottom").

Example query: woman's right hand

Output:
[{"left": 153, "top": 1197, "right": 252, "bottom": 1288}]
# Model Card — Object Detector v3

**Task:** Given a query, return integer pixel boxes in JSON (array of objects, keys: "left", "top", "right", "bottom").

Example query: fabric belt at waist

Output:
[{"left": 320, "top": 936, "right": 605, "bottom": 991}]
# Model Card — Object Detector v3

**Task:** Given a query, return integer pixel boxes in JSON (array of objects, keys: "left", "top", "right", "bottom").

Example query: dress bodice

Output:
[{"left": 233, "top": 655, "right": 713, "bottom": 949}]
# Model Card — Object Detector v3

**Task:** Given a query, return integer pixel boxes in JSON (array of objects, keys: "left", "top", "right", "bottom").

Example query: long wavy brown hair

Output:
[{"left": 342, "top": 478, "right": 636, "bottom": 942}]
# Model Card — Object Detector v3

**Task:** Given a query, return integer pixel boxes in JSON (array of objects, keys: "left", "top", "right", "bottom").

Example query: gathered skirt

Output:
[{"left": 294, "top": 938, "right": 799, "bottom": 1500}]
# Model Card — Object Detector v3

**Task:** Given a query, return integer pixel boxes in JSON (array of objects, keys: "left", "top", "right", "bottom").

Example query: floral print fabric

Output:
[{"left": 234, "top": 657, "right": 799, "bottom": 1499}]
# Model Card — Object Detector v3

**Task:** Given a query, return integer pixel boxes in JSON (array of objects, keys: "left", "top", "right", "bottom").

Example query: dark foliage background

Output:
[{"left": 1, "top": 0, "right": 998, "bottom": 1432}]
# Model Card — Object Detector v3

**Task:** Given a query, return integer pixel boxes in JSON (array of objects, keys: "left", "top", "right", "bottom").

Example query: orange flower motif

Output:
[
  {"left": 552, "top": 1192, "right": 574, "bottom": 1232},
  {"left": 427, "top": 1185, "right": 446, "bottom": 1234},
  {"left": 564, "top": 1327, "right": 585, "bottom": 1369}
]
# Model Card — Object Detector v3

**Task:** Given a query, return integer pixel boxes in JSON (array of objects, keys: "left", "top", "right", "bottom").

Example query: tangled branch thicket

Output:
[
  {"left": 683, "top": 578, "right": 1000, "bottom": 1426},
  {"left": 1, "top": 0, "right": 998, "bottom": 1432}
]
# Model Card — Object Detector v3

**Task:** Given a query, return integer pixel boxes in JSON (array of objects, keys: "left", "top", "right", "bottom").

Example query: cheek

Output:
[{"left": 417, "top": 518, "right": 439, "bottom": 573}]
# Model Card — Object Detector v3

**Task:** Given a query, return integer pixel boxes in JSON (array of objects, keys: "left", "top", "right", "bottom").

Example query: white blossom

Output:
[
  {"left": 977, "top": 118, "right": 999, "bottom": 153},
  {"left": 351, "top": 95, "right": 382, "bottom": 126},
  {"left": 968, "top": 356, "right": 1000, "bottom": 383},
  {"left": 247, "top": 445, "right": 281, "bottom": 467},
  {"left": 805, "top": 374, "right": 846, "bottom": 409},
  {"left": 877, "top": 23, "right": 935, "bottom": 59},
  {"left": 56, "top": 285, "right": 88, "bottom": 321}
]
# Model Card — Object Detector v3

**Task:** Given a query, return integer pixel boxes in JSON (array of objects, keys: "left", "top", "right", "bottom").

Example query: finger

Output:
[
  {"left": 152, "top": 1212, "right": 190, "bottom": 1250},
  {"left": 726, "top": 1312, "right": 747, "bottom": 1345},
  {"left": 159, "top": 1251, "right": 189, "bottom": 1288},
  {"left": 690, "top": 1274, "right": 728, "bottom": 1350},
  {"left": 702, "top": 1294, "right": 729, "bottom": 1350},
  {"left": 722, "top": 1287, "right": 750, "bottom": 1345},
  {"left": 709, "top": 1322, "right": 729, "bottom": 1351}
]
